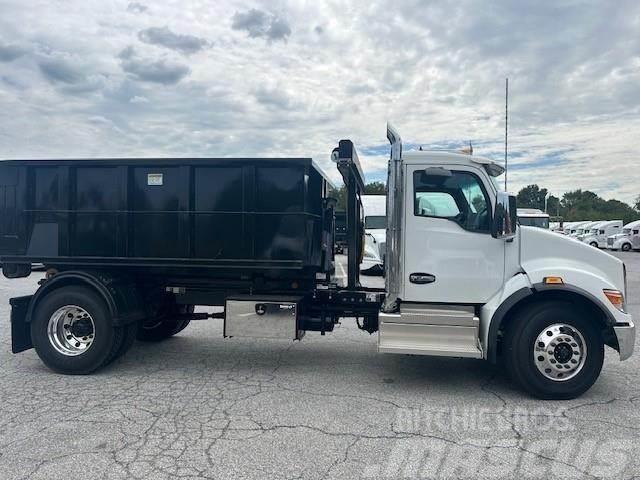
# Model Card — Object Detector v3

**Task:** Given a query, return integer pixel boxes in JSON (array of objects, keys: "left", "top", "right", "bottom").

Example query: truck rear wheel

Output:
[
  {"left": 31, "top": 286, "right": 124, "bottom": 374},
  {"left": 504, "top": 301, "right": 604, "bottom": 400},
  {"left": 108, "top": 321, "right": 138, "bottom": 363},
  {"left": 137, "top": 304, "right": 194, "bottom": 342}
]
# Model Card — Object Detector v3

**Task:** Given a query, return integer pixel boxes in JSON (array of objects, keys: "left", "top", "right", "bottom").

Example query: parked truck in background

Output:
[
  {"left": 517, "top": 208, "right": 550, "bottom": 229},
  {"left": 563, "top": 221, "right": 586, "bottom": 235},
  {"left": 607, "top": 220, "right": 640, "bottom": 251},
  {"left": 0, "top": 125, "right": 634, "bottom": 399},
  {"left": 334, "top": 210, "right": 347, "bottom": 254},
  {"left": 361, "top": 194, "right": 386, "bottom": 270},
  {"left": 582, "top": 220, "right": 623, "bottom": 248}
]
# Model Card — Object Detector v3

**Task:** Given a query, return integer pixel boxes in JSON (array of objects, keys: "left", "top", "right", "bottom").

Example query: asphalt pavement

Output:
[{"left": 0, "top": 252, "right": 639, "bottom": 479}]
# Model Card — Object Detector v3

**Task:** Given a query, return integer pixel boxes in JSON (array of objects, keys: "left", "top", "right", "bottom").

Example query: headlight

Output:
[{"left": 603, "top": 289, "right": 626, "bottom": 313}]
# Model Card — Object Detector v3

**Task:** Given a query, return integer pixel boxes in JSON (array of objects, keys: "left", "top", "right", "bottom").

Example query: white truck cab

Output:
[
  {"left": 570, "top": 221, "right": 599, "bottom": 239},
  {"left": 379, "top": 124, "right": 634, "bottom": 399},
  {"left": 563, "top": 221, "right": 587, "bottom": 235},
  {"left": 517, "top": 208, "right": 550, "bottom": 229},
  {"left": 361, "top": 195, "right": 386, "bottom": 271},
  {"left": 582, "top": 220, "right": 623, "bottom": 248},
  {"left": 607, "top": 220, "right": 640, "bottom": 251}
]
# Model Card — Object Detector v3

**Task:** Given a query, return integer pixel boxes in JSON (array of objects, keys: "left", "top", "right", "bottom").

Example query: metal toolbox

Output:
[{"left": 224, "top": 296, "right": 305, "bottom": 340}]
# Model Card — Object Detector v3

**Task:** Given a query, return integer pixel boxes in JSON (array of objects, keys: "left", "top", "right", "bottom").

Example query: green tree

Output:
[
  {"left": 546, "top": 195, "right": 560, "bottom": 216},
  {"left": 516, "top": 184, "right": 548, "bottom": 210},
  {"left": 559, "top": 189, "right": 637, "bottom": 224},
  {"left": 328, "top": 185, "right": 347, "bottom": 210},
  {"left": 330, "top": 182, "right": 386, "bottom": 210},
  {"left": 634, "top": 194, "right": 640, "bottom": 212},
  {"left": 364, "top": 181, "right": 386, "bottom": 195}
]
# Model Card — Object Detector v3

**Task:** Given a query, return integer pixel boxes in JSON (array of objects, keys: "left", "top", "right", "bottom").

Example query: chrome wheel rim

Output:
[
  {"left": 533, "top": 323, "right": 587, "bottom": 381},
  {"left": 47, "top": 305, "right": 95, "bottom": 356}
]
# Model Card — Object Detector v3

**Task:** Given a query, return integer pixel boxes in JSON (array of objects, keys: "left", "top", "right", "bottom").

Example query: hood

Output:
[
  {"left": 609, "top": 233, "right": 629, "bottom": 240},
  {"left": 367, "top": 228, "right": 386, "bottom": 244},
  {"left": 519, "top": 226, "right": 625, "bottom": 292}
]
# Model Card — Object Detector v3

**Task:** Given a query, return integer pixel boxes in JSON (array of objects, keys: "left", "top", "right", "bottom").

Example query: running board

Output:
[{"left": 378, "top": 305, "right": 483, "bottom": 358}]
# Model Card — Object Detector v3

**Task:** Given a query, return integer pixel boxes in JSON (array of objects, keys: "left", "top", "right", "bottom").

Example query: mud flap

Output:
[{"left": 10, "top": 295, "right": 33, "bottom": 353}]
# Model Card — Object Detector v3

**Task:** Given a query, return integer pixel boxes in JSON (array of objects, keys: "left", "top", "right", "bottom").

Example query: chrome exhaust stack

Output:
[{"left": 383, "top": 123, "right": 403, "bottom": 313}]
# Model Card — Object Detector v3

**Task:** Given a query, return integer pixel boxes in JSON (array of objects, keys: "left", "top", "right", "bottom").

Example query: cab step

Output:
[{"left": 378, "top": 304, "right": 483, "bottom": 358}]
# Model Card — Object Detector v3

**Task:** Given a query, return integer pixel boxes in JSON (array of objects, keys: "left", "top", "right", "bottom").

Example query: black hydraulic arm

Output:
[{"left": 332, "top": 140, "right": 366, "bottom": 289}]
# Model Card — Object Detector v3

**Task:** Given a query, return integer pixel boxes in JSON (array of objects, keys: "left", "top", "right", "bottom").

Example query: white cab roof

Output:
[
  {"left": 623, "top": 219, "right": 640, "bottom": 229},
  {"left": 402, "top": 151, "right": 505, "bottom": 177},
  {"left": 517, "top": 208, "right": 549, "bottom": 218}
]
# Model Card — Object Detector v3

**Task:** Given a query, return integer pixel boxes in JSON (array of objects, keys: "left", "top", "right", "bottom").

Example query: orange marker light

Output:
[
  {"left": 603, "top": 289, "right": 625, "bottom": 312},
  {"left": 543, "top": 276, "right": 564, "bottom": 285}
]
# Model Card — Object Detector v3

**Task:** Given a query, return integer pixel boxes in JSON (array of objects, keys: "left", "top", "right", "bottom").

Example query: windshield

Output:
[
  {"left": 365, "top": 215, "right": 387, "bottom": 229},
  {"left": 519, "top": 217, "right": 549, "bottom": 229}
]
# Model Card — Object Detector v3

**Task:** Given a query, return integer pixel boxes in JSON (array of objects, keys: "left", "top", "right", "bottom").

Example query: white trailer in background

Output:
[
  {"left": 607, "top": 220, "right": 640, "bottom": 251},
  {"left": 582, "top": 220, "right": 623, "bottom": 248},
  {"left": 361, "top": 194, "right": 386, "bottom": 269},
  {"left": 517, "top": 208, "right": 550, "bottom": 229}
]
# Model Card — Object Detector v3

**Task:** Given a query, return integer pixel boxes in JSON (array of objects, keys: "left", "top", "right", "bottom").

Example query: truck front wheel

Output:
[
  {"left": 504, "top": 301, "right": 604, "bottom": 399},
  {"left": 31, "top": 286, "right": 124, "bottom": 374},
  {"left": 137, "top": 304, "right": 194, "bottom": 342},
  {"left": 621, "top": 243, "right": 631, "bottom": 252}
]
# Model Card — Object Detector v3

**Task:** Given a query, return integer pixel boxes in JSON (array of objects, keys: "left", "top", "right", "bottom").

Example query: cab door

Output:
[{"left": 402, "top": 165, "right": 505, "bottom": 304}]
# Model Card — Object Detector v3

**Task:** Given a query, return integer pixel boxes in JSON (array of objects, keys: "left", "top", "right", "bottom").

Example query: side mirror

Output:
[{"left": 492, "top": 192, "right": 517, "bottom": 239}]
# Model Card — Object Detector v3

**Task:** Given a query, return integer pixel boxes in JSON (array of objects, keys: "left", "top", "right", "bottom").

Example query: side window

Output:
[
  {"left": 599, "top": 230, "right": 605, "bottom": 234},
  {"left": 414, "top": 170, "right": 491, "bottom": 233},
  {"left": 633, "top": 230, "right": 639, "bottom": 235},
  {"left": 415, "top": 192, "right": 460, "bottom": 217}
]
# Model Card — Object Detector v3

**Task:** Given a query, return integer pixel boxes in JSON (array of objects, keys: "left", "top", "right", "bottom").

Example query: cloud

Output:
[
  {"left": 1, "top": 1, "right": 640, "bottom": 202},
  {"left": 126, "top": 2, "right": 147, "bottom": 14},
  {"left": 231, "top": 9, "right": 291, "bottom": 42},
  {"left": 0, "top": 43, "right": 27, "bottom": 62},
  {"left": 118, "top": 47, "right": 190, "bottom": 85},
  {"left": 138, "top": 26, "right": 209, "bottom": 55},
  {"left": 253, "top": 85, "right": 294, "bottom": 109},
  {"left": 38, "top": 57, "right": 84, "bottom": 84}
]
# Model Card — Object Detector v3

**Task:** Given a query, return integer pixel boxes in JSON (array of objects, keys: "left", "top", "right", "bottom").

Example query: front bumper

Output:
[{"left": 614, "top": 317, "right": 635, "bottom": 361}]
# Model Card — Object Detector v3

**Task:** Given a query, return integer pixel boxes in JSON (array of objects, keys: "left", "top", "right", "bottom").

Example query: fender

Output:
[
  {"left": 485, "top": 276, "right": 621, "bottom": 363},
  {"left": 24, "top": 270, "right": 145, "bottom": 327}
]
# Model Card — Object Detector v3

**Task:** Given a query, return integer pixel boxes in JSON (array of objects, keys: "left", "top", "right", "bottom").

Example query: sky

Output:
[{"left": 0, "top": 0, "right": 639, "bottom": 202}]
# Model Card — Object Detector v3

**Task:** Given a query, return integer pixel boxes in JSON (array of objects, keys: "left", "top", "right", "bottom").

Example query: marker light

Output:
[
  {"left": 543, "top": 276, "right": 564, "bottom": 285},
  {"left": 603, "top": 289, "right": 625, "bottom": 312}
]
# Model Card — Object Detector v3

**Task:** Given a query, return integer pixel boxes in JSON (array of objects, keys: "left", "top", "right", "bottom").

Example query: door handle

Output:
[{"left": 410, "top": 273, "right": 436, "bottom": 284}]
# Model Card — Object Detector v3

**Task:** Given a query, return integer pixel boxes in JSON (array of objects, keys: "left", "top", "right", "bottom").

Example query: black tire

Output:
[
  {"left": 137, "top": 304, "right": 194, "bottom": 342},
  {"left": 621, "top": 243, "right": 631, "bottom": 252},
  {"left": 31, "top": 286, "right": 123, "bottom": 375},
  {"left": 504, "top": 301, "right": 604, "bottom": 400},
  {"left": 589, "top": 242, "right": 598, "bottom": 248},
  {"left": 107, "top": 321, "right": 138, "bottom": 364}
]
